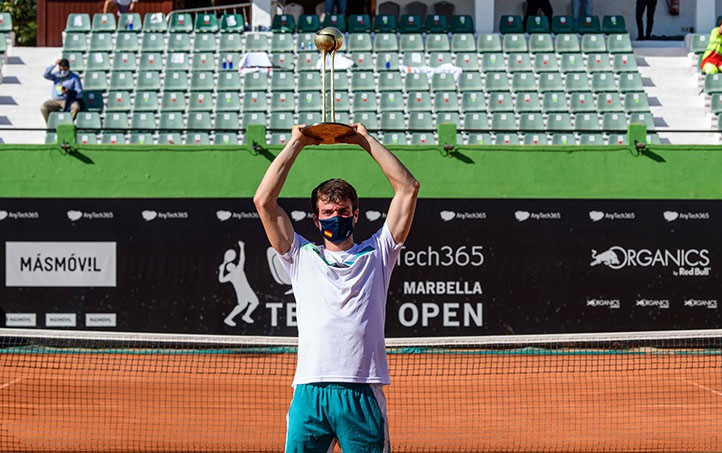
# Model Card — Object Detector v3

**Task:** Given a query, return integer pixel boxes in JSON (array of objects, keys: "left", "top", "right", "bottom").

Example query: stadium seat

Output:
[
  {"left": 84, "top": 90, "right": 104, "bottom": 111},
  {"left": 425, "top": 14, "right": 448, "bottom": 33},
  {"left": 186, "top": 132, "right": 211, "bottom": 145},
  {"left": 158, "top": 132, "right": 182, "bottom": 144},
  {"left": 484, "top": 72, "right": 510, "bottom": 92},
  {"left": 373, "top": 72, "right": 398, "bottom": 93},
  {"left": 547, "top": 112, "right": 574, "bottom": 132},
  {"left": 218, "top": 71, "right": 242, "bottom": 91},
  {"left": 455, "top": 52, "right": 480, "bottom": 71},
  {"left": 529, "top": 34, "right": 554, "bottom": 53},
  {"left": 271, "top": 14, "right": 296, "bottom": 33},
  {"left": 410, "top": 132, "right": 435, "bottom": 144},
  {"left": 426, "top": 33, "right": 450, "bottom": 52},
  {"left": 577, "top": 15, "right": 601, "bottom": 34},
  {"left": 63, "top": 52, "right": 85, "bottom": 73},
  {"left": 165, "top": 53, "right": 189, "bottom": 71},
  {"left": 76, "top": 132, "right": 98, "bottom": 145},
  {"left": 376, "top": 52, "right": 399, "bottom": 71},
  {"left": 379, "top": 91, "right": 404, "bottom": 111},
  {"left": 499, "top": 15, "right": 523, "bottom": 34},
  {"left": 269, "top": 111, "right": 294, "bottom": 130},
  {"left": 487, "top": 92, "right": 514, "bottom": 112},
  {"left": 111, "top": 52, "right": 137, "bottom": 72},
  {"left": 297, "top": 14, "right": 320, "bottom": 32},
  {"left": 538, "top": 73, "right": 564, "bottom": 92},
  {"left": 481, "top": 53, "right": 506, "bottom": 72},
  {"left": 89, "top": 33, "right": 113, "bottom": 52},
  {"left": 117, "top": 13, "right": 141, "bottom": 32},
  {"left": 464, "top": 112, "right": 489, "bottom": 130},
  {"left": 298, "top": 92, "right": 322, "bottom": 112},
  {"left": 607, "top": 33, "right": 633, "bottom": 53},
  {"left": 704, "top": 73, "right": 722, "bottom": 94},
  {"left": 190, "top": 72, "right": 214, "bottom": 91},
  {"left": 86, "top": 52, "right": 111, "bottom": 72},
  {"left": 533, "top": 53, "right": 559, "bottom": 72},
  {"left": 347, "top": 33, "right": 372, "bottom": 52},
  {"left": 374, "top": 32, "right": 399, "bottom": 52},
  {"left": 591, "top": 72, "right": 618, "bottom": 93},
  {"left": 596, "top": 93, "right": 623, "bottom": 113},
  {"left": 450, "top": 14, "right": 474, "bottom": 33},
  {"left": 160, "top": 91, "right": 187, "bottom": 112},
  {"left": 159, "top": 112, "right": 185, "bottom": 130},
  {"left": 142, "top": 12, "right": 167, "bottom": 32},
  {"left": 270, "top": 52, "right": 294, "bottom": 70},
  {"left": 691, "top": 34, "right": 710, "bottom": 55},
  {"left": 269, "top": 132, "right": 292, "bottom": 145},
  {"left": 245, "top": 33, "right": 269, "bottom": 51},
  {"left": 136, "top": 70, "right": 161, "bottom": 91},
  {"left": 560, "top": 53, "right": 585, "bottom": 72},
  {"left": 215, "top": 92, "right": 241, "bottom": 112},
  {"left": 352, "top": 91, "right": 378, "bottom": 112},
  {"left": 348, "top": 14, "right": 372, "bottom": 33},
  {"left": 328, "top": 92, "right": 350, "bottom": 113},
  {"left": 219, "top": 34, "right": 243, "bottom": 52},
  {"left": 542, "top": 92, "right": 568, "bottom": 113},
  {"left": 601, "top": 112, "right": 628, "bottom": 132},
  {"left": 552, "top": 15, "right": 575, "bottom": 34},
  {"left": 242, "top": 91, "right": 268, "bottom": 112},
  {"left": 613, "top": 54, "right": 638, "bottom": 72},
  {"left": 193, "top": 33, "right": 217, "bottom": 53},
  {"left": 243, "top": 71, "right": 269, "bottom": 91},
  {"left": 0, "top": 12, "right": 13, "bottom": 32},
  {"left": 380, "top": 112, "right": 405, "bottom": 130},
  {"left": 466, "top": 132, "right": 492, "bottom": 145},
  {"left": 451, "top": 33, "right": 476, "bottom": 53},
  {"left": 188, "top": 92, "right": 213, "bottom": 112},
  {"left": 459, "top": 72, "right": 483, "bottom": 91},
  {"left": 618, "top": 73, "right": 645, "bottom": 93},
  {"left": 92, "top": 13, "right": 116, "bottom": 32},
  {"left": 624, "top": 92, "right": 651, "bottom": 113},
  {"left": 133, "top": 92, "right": 159, "bottom": 112},
  {"left": 101, "top": 132, "right": 127, "bottom": 144},
  {"left": 494, "top": 133, "right": 520, "bottom": 145},
  {"left": 63, "top": 33, "right": 88, "bottom": 52},
  {"left": 515, "top": 92, "right": 542, "bottom": 112},
  {"left": 503, "top": 34, "right": 528, "bottom": 53},
  {"left": 429, "top": 51, "right": 452, "bottom": 68},
  {"left": 408, "top": 112, "right": 434, "bottom": 131},
  {"left": 322, "top": 14, "right": 347, "bottom": 31},
  {"left": 114, "top": 33, "right": 139, "bottom": 53},
  {"left": 169, "top": 13, "right": 193, "bottom": 33},
  {"left": 187, "top": 112, "right": 212, "bottom": 130},
  {"left": 402, "top": 52, "right": 427, "bottom": 67},
  {"left": 490, "top": 112, "right": 516, "bottom": 131},
  {"left": 163, "top": 71, "right": 188, "bottom": 91},
  {"left": 353, "top": 112, "right": 378, "bottom": 130},
  {"left": 431, "top": 73, "right": 456, "bottom": 92},
  {"left": 588, "top": 53, "right": 612, "bottom": 73},
  {"left": 270, "top": 92, "right": 295, "bottom": 112},
  {"left": 66, "top": 13, "right": 91, "bottom": 32},
  {"left": 574, "top": 113, "right": 601, "bottom": 131},
  {"left": 215, "top": 112, "right": 240, "bottom": 130},
  {"left": 75, "top": 111, "right": 101, "bottom": 131},
  {"left": 373, "top": 14, "right": 398, "bottom": 32},
  {"left": 523, "top": 133, "right": 549, "bottom": 145},
  {"left": 507, "top": 53, "right": 533, "bottom": 72},
  {"left": 461, "top": 92, "right": 487, "bottom": 112},
  {"left": 404, "top": 72, "right": 430, "bottom": 91},
  {"left": 297, "top": 52, "right": 320, "bottom": 71},
  {"left": 629, "top": 112, "right": 655, "bottom": 130},
  {"left": 582, "top": 34, "right": 607, "bottom": 53},
  {"left": 526, "top": 15, "right": 550, "bottom": 34},
  {"left": 108, "top": 71, "right": 134, "bottom": 91},
  {"left": 298, "top": 112, "right": 322, "bottom": 125},
  {"left": 477, "top": 34, "right": 502, "bottom": 53},
  {"left": 579, "top": 133, "right": 605, "bottom": 145},
  {"left": 297, "top": 72, "right": 321, "bottom": 92},
  {"left": 399, "top": 14, "right": 423, "bottom": 33},
  {"left": 106, "top": 91, "right": 131, "bottom": 112},
  {"left": 103, "top": 112, "right": 130, "bottom": 130},
  {"left": 551, "top": 133, "right": 576, "bottom": 145},
  {"left": 130, "top": 112, "right": 156, "bottom": 131},
  {"left": 569, "top": 92, "right": 596, "bottom": 113},
  {"left": 168, "top": 33, "right": 191, "bottom": 52},
  {"left": 271, "top": 33, "right": 295, "bottom": 52},
  {"left": 140, "top": 33, "right": 165, "bottom": 53},
  {"left": 565, "top": 73, "right": 591, "bottom": 92},
  {"left": 433, "top": 92, "right": 459, "bottom": 112},
  {"left": 214, "top": 132, "right": 239, "bottom": 145},
  {"left": 608, "top": 133, "right": 627, "bottom": 145},
  {"left": 220, "top": 14, "right": 244, "bottom": 32},
  {"left": 382, "top": 132, "right": 408, "bottom": 145},
  {"left": 351, "top": 71, "right": 375, "bottom": 91},
  {"left": 602, "top": 15, "right": 627, "bottom": 34},
  {"left": 556, "top": 34, "right": 580, "bottom": 53}
]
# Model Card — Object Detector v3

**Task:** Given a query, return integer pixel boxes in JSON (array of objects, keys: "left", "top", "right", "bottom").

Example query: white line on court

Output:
[
  {"left": 683, "top": 379, "right": 722, "bottom": 397},
  {"left": 0, "top": 378, "right": 22, "bottom": 390}
]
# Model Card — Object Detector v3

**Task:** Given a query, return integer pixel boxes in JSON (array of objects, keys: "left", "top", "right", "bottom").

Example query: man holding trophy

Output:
[{"left": 253, "top": 27, "right": 420, "bottom": 453}]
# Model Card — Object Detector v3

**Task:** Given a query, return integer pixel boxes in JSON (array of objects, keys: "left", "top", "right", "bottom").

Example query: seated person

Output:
[
  {"left": 40, "top": 58, "right": 84, "bottom": 124},
  {"left": 701, "top": 25, "right": 722, "bottom": 74}
]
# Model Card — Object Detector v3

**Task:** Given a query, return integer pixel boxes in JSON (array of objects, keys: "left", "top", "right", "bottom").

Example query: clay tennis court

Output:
[{"left": 1, "top": 350, "right": 721, "bottom": 452}]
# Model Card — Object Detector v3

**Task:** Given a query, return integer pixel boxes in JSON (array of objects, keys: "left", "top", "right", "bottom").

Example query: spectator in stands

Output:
[
  {"left": 635, "top": 0, "right": 657, "bottom": 40},
  {"left": 40, "top": 58, "right": 84, "bottom": 124},
  {"left": 103, "top": 0, "right": 138, "bottom": 16},
  {"left": 571, "top": 0, "right": 593, "bottom": 31},
  {"left": 325, "top": 0, "right": 347, "bottom": 16},
  {"left": 701, "top": 25, "right": 722, "bottom": 74},
  {"left": 524, "top": 0, "right": 553, "bottom": 31}
]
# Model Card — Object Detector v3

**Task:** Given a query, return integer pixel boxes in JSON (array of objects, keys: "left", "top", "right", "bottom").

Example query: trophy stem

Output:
[
  {"left": 320, "top": 50, "right": 327, "bottom": 123},
  {"left": 330, "top": 51, "right": 336, "bottom": 123}
]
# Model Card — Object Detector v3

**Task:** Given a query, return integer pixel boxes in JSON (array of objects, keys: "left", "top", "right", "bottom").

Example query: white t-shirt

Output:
[{"left": 279, "top": 223, "right": 402, "bottom": 386}]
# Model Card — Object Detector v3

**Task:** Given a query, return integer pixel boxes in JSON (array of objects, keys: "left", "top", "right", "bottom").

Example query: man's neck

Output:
[{"left": 324, "top": 236, "right": 354, "bottom": 252}]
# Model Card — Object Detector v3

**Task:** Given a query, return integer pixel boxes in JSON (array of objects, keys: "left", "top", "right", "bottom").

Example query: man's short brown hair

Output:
[{"left": 311, "top": 179, "right": 358, "bottom": 216}]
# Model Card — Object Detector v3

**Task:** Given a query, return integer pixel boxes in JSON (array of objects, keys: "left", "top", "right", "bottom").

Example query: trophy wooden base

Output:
[{"left": 302, "top": 123, "right": 355, "bottom": 144}]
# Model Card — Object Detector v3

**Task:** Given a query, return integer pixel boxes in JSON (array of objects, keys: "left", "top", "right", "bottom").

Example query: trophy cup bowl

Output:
[{"left": 302, "top": 27, "right": 355, "bottom": 144}]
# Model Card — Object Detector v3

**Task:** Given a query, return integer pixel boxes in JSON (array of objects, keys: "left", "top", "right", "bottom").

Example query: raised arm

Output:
[
  {"left": 254, "top": 125, "right": 320, "bottom": 254},
  {"left": 340, "top": 124, "right": 420, "bottom": 244}
]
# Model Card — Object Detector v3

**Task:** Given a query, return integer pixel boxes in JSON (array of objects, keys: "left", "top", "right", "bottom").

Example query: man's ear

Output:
[
  {"left": 353, "top": 209, "right": 359, "bottom": 224},
  {"left": 312, "top": 213, "right": 320, "bottom": 229}
]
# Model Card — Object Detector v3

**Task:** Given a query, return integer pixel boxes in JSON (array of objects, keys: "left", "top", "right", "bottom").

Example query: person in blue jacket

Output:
[{"left": 40, "top": 58, "right": 84, "bottom": 124}]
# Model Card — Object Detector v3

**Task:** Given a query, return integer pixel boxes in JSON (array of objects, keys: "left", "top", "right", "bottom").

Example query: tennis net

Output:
[{"left": 1, "top": 328, "right": 721, "bottom": 452}]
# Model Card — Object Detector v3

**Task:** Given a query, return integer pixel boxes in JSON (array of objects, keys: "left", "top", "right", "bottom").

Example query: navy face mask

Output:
[{"left": 319, "top": 215, "right": 354, "bottom": 244}]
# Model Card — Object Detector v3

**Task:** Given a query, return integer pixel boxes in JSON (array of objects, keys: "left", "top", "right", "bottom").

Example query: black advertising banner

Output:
[{"left": 1, "top": 199, "right": 720, "bottom": 336}]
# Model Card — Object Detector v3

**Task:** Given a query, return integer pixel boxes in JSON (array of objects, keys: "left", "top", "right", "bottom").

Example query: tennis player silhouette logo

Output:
[{"left": 219, "top": 241, "right": 259, "bottom": 326}]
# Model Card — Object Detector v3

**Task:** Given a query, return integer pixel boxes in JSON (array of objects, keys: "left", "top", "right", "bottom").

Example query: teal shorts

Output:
[{"left": 285, "top": 382, "right": 389, "bottom": 453}]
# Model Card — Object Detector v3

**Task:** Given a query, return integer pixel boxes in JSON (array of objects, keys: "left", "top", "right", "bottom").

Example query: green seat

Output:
[
  {"left": 502, "top": 33, "right": 528, "bottom": 52},
  {"left": 269, "top": 111, "right": 294, "bottom": 130},
  {"left": 165, "top": 52, "right": 189, "bottom": 71},
  {"left": 451, "top": 33, "right": 476, "bottom": 52},
  {"left": 704, "top": 73, "right": 722, "bottom": 94},
  {"left": 569, "top": 92, "right": 596, "bottom": 113},
  {"left": 547, "top": 112, "right": 574, "bottom": 132},
  {"left": 215, "top": 112, "right": 240, "bottom": 131},
  {"left": 169, "top": 13, "right": 193, "bottom": 33},
  {"left": 245, "top": 33, "right": 269, "bottom": 51},
  {"left": 579, "top": 133, "right": 605, "bottom": 145},
  {"left": 269, "top": 51, "right": 293, "bottom": 70},
  {"left": 577, "top": 15, "right": 601, "bottom": 34},
  {"left": 103, "top": 112, "right": 130, "bottom": 130},
  {"left": 425, "top": 33, "right": 450, "bottom": 52},
  {"left": 217, "top": 71, "right": 242, "bottom": 91},
  {"left": 434, "top": 91, "right": 459, "bottom": 112},
  {"left": 297, "top": 52, "right": 320, "bottom": 71},
  {"left": 499, "top": 15, "right": 523, "bottom": 34},
  {"left": 710, "top": 93, "right": 722, "bottom": 115},
  {"left": 494, "top": 133, "right": 520, "bottom": 145},
  {"left": 526, "top": 15, "right": 550, "bottom": 33},
  {"left": 271, "top": 33, "right": 295, "bottom": 52},
  {"left": 410, "top": 132, "right": 436, "bottom": 144},
  {"left": 691, "top": 34, "right": 710, "bottom": 55},
  {"left": 215, "top": 92, "right": 241, "bottom": 112},
  {"left": 191, "top": 53, "right": 215, "bottom": 71},
  {"left": 380, "top": 112, "right": 405, "bottom": 130},
  {"left": 112, "top": 52, "right": 137, "bottom": 72},
  {"left": 587, "top": 53, "right": 612, "bottom": 72},
  {"left": 405, "top": 72, "right": 430, "bottom": 91},
  {"left": 560, "top": 53, "right": 585, "bottom": 72},
  {"left": 271, "top": 14, "right": 296, "bottom": 33},
  {"left": 347, "top": 33, "right": 372, "bottom": 52},
  {"left": 490, "top": 112, "right": 517, "bottom": 131},
  {"left": 270, "top": 91, "right": 295, "bottom": 112},
  {"left": 328, "top": 92, "right": 350, "bottom": 113},
  {"left": 158, "top": 132, "right": 182, "bottom": 144},
  {"left": 607, "top": 33, "right": 632, "bottom": 53},
  {"left": 352, "top": 91, "right": 378, "bottom": 112},
  {"left": 187, "top": 112, "right": 212, "bottom": 130},
  {"left": 431, "top": 72, "right": 456, "bottom": 92},
  {"left": 481, "top": 53, "right": 506, "bottom": 72},
  {"left": 133, "top": 91, "right": 159, "bottom": 112},
  {"left": 538, "top": 72, "right": 564, "bottom": 92},
  {"left": 101, "top": 132, "right": 127, "bottom": 144},
  {"left": 168, "top": 33, "right": 191, "bottom": 52},
  {"left": 408, "top": 112, "right": 434, "bottom": 131},
  {"left": 92, "top": 13, "right": 116, "bottom": 32},
  {"left": 379, "top": 91, "right": 404, "bottom": 111},
  {"left": 374, "top": 33, "right": 398, "bottom": 52},
  {"left": 551, "top": 133, "right": 576, "bottom": 145},
  {"left": 613, "top": 54, "right": 638, "bottom": 72},
  {"left": 455, "top": 52, "right": 480, "bottom": 71},
  {"left": 552, "top": 16, "right": 575, "bottom": 34},
  {"left": 529, "top": 34, "right": 554, "bottom": 53},
  {"left": 139, "top": 53, "right": 162, "bottom": 71},
  {"left": 348, "top": 14, "right": 372, "bottom": 33},
  {"left": 425, "top": 14, "right": 449, "bottom": 33},
  {"left": 534, "top": 53, "right": 559, "bottom": 72},
  {"left": 130, "top": 112, "right": 156, "bottom": 131},
  {"left": 488, "top": 92, "right": 514, "bottom": 112},
  {"left": 76, "top": 132, "right": 98, "bottom": 145},
  {"left": 136, "top": 70, "right": 161, "bottom": 91},
  {"left": 220, "top": 14, "right": 245, "bottom": 33},
  {"left": 373, "top": 14, "right": 397, "bottom": 33},
  {"left": 109, "top": 71, "right": 134, "bottom": 91},
  {"left": 618, "top": 72, "right": 644, "bottom": 93},
  {"left": 163, "top": 71, "right": 189, "bottom": 91},
  {"left": 89, "top": 33, "right": 113, "bottom": 52},
  {"left": 142, "top": 12, "right": 167, "bottom": 32},
  {"left": 429, "top": 52, "right": 452, "bottom": 68},
  {"left": 218, "top": 53, "right": 241, "bottom": 71},
  {"left": 297, "top": 14, "right": 320, "bottom": 32},
  {"left": 242, "top": 91, "right": 267, "bottom": 112},
  {"left": 591, "top": 72, "right": 618, "bottom": 93},
  {"left": 117, "top": 13, "right": 141, "bottom": 32},
  {"left": 464, "top": 112, "right": 489, "bottom": 130},
  {"left": 556, "top": 34, "right": 580, "bottom": 53},
  {"left": 0, "top": 12, "right": 13, "bottom": 32},
  {"left": 351, "top": 71, "right": 375, "bottom": 91},
  {"left": 461, "top": 92, "right": 487, "bottom": 112},
  {"left": 515, "top": 92, "right": 542, "bottom": 112},
  {"left": 296, "top": 32, "right": 316, "bottom": 52},
  {"left": 193, "top": 33, "right": 217, "bottom": 52},
  {"left": 596, "top": 92, "right": 623, "bottom": 113},
  {"left": 267, "top": 70, "right": 293, "bottom": 92},
  {"left": 574, "top": 113, "right": 601, "bottom": 131},
  {"left": 45, "top": 133, "right": 57, "bottom": 144},
  {"left": 352, "top": 112, "right": 378, "bottom": 130},
  {"left": 190, "top": 72, "right": 214, "bottom": 91},
  {"left": 522, "top": 132, "right": 549, "bottom": 145},
  {"left": 601, "top": 112, "right": 628, "bottom": 132},
  {"left": 298, "top": 92, "right": 322, "bottom": 112},
  {"left": 269, "top": 132, "right": 292, "bottom": 145},
  {"left": 450, "top": 14, "right": 474, "bottom": 33},
  {"left": 467, "top": 132, "right": 492, "bottom": 144},
  {"left": 350, "top": 52, "right": 374, "bottom": 70},
  {"left": 66, "top": 13, "right": 91, "bottom": 32},
  {"left": 106, "top": 91, "right": 131, "bottom": 112},
  {"left": 298, "top": 111, "right": 321, "bottom": 125},
  {"left": 608, "top": 133, "right": 627, "bottom": 145},
  {"left": 484, "top": 72, "right": 510, "bottom": 92},
  {"left": 83, "top": 90, "right": 104, "bottom": 111},
  {"left": 160, "top": 91, "right": 187, "bottom": 112},
  {"left": 477, "top": 34, "right": 502, "bottom": 53},
  {"left": 507, "top": 53, "right": 533, "bottom": 72},
  {"left": 114, "top": 32, "right": 139, "bottom": 52},
  {"left": 402, "top": 51, "right": 427, "bottom": 67},
  {"left": 624, "top": 92, "right": 650, "bottom": 113},
  {"left": 542, "top": 92, "right": 568, "bottom": 113},
  {"left": 382, "top": 132, "right": 408, "bottom": 145},
  {"left": 322, "top": 14, "right": 347, "bottom": 31},
  {"left": 581, "top": 34, "right": 607, "bottom": 53},
  {"left": 399, "top": 14, "right": 423, "bottom": 33},
  {"left": 76, "top": 111, "right": 101, "bottom": 131},
  {"left": 63, "top": 52, "right": 85, "bottom": 72},
  {"left": 86, "top": 52, "right": 111, "bottom": 71},
  {"left": 629, "top": 112, "right": 655, "bottom": 130},
  {"left": 564, "top": 73, "right": 591, "bottom": 92},
  {"left": 159, "top": 112, "right": 185, "bottom": 130},
  {"left": 186, "top": 132, "right": 211, "bottom": 145},
  {"left": 140, "top": 33, "right": 165, "bottom": 53},
  {"left": 602, "top": 15, "right": 627, "bottom": 34},
  {"left": 188, "top": 92, "right": 213, "bottom": 111},
  {"left": 297, "top": 72, "right": 321, "bottom": 91},
  {"left": 219, "top": 34, "right": 243, "bottom": 52},
  {"left": 459, "top": 72, "right": 483, "bottom": 92},
  {"left": 63, "top": 33, "right": 88, "bottom": 52}
]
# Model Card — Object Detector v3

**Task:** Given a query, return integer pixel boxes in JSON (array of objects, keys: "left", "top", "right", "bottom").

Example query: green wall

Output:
[{"left": 1, "top": 143, "right": 721, "bottom": 199}]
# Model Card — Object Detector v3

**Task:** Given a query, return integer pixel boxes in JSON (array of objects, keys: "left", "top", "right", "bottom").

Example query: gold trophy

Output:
[{"left": 301, "top": 27, "right": 355, "bottom": 144}]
